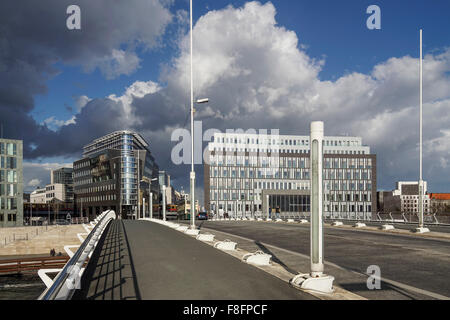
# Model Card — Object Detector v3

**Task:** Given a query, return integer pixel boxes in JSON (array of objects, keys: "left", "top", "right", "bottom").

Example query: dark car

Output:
[{"left": 197, "top": 212, "right": 208, "bottom": 220}]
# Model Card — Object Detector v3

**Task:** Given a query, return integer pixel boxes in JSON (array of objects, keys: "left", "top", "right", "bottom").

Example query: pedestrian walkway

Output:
[{"left": 73, "top": 220, "right": 317, "bottom": 300}]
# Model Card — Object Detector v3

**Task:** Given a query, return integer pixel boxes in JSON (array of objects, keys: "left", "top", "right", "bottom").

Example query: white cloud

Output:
[
  {"left": 74, "top": 95, "right": 92, "bottom": 113},
  {"left": 27, "top": 179, "right": 41, "bottom": 187},
  {"left": 88, "top": 49, "right": 142, "bottom": 80}
]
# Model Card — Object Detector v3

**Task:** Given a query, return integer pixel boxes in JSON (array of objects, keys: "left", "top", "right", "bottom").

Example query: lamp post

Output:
[{"left": 188, "top": 0, "right": 210, "bottom": 231}]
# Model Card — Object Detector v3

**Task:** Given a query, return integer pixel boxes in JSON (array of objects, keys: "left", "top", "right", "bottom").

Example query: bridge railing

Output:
[
  {"left": 212, "top": 211, "right": 450, "bottom": 226},
  {"left": 37, "top": 210, "right": 116, "bottom": 300}
]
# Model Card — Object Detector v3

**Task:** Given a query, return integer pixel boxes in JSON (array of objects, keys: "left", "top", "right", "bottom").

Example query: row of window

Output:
[
  {"left": 0, "top": 142, "right": 17, "bottom": 156},
  {"left": 213, "top": 136, "right": 361, "bottom": 147},
  {"left": 0, "top": 184, "right": 18, "bottom": 197},
  {"left": 210, "top": 168, "right": 372, "bottom": 180},
  {"left": 0, "top": 156, "right": 17, "bottom": 169},
  {"left": 0, "top": 170, "right": 17, "bottom": 183},
  {"left": 211, "top": 147, "right": 367, "bottom": 155},
  {"left": 0, "top": 197, "right": 18, "bottom": 210},
  {"left": 76, "top": 184, "right": 117, "bottom": 195},
  {"left": 77, "top": 194, "right": 117, "bottom": 203},
  {"left": 0, "top": 213, "right": 17, "bottom": 222},
  {"left": 209, "top": 156, "right": 372, "bottom": 168}
]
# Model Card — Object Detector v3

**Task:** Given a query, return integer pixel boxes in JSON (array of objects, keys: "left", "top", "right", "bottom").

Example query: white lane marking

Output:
[{"left": 205, "top": 224, "right": 450, "bottom": 301}]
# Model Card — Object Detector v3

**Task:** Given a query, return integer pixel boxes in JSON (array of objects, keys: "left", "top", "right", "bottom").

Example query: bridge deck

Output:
[{"left": 72, "top": 220, "right": 316, "bottom": 300}]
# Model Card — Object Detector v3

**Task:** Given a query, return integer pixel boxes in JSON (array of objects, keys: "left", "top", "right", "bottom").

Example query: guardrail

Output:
[
  {"left": 37, "top": 210, "right": 116, "bottom": 300},
  {"left": 212, "top": 211, "right": 450, "bottom": 227}
]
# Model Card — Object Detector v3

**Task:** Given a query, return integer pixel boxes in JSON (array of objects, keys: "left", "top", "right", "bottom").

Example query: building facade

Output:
[
  {"left": 428, "top": 193, "right": 450, "bottom": 215},
  {"left": 393, "top": 181, "right": 430, "bottom": 214},
  {"left": 204, "top": 132, "right": 376, "bottom": 219},
  {"left": 0, "top": 139, "right": 23, "bottom": 227},
  {"left": 73, "top": 131, "right": 160, "bottom": 219},
  {"left": 30, "top": 187, "right": 46, "bottom": 203}
]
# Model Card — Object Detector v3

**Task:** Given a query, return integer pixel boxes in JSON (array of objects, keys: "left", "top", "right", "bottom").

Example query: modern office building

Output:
[
  {"left": 0, "top": 138, "right": 23, "bottom": 227},
  {"left": 51, "top": 167, "right": 73, "bottom": 185},
  {"left": 73, "top": 131, "right": 160, "bottom": 219},
  {"left": 204, "top": 132, "right": 376, "bottom": 219}
]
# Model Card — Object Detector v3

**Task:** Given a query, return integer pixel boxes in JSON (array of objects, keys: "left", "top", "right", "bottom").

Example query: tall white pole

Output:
[
  {"left": 189, "top": 0, "right": 196, "bottom": 230},
  {"left": 310, "top": 121, "right": 324, "bottom": 277},
  {"left": 291, "top": 121, "right": 334, "bottom": 293},
  {"left": 419, "top": 29, "right": 424, "bottom": 229},
  {"left": 266, "top": 195, "right": 269, "bottom": 220}
]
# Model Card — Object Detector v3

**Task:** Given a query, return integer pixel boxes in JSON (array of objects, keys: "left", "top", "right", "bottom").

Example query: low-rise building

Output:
[
  {"left": 428, "top": 193, "right": 450, "bottom": 215},
  {"left": 393, "top": 181, "right": 430, "bottom": 214}
]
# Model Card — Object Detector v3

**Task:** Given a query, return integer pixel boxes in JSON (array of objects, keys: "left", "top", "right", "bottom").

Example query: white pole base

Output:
[
  {"left": 275, "top": 218, "right": 283, "bottom": 222},
  {"left": 414, "top": 227, "right": 430, "bottom": 234},
  {"left": 214, "top": 241, "right": 237, "bottom": 251},
  {"left": 242, "top": 251, "right": 272, "bottom": 266},
  {"left": 196, "top": 234, "right": 215, "bottom": 242},
  {"left": 185, "top": 229, "right": 200, "bottom": 236},
  {"left": 257, "top": 218, "right": 264, "bottom": 221},
  {"left": 168, "top": 224, "right": 180, "bottom": 229},
  {"left": 381, "top": 224, "right": 395, "bottom": 230},
  {"left": 175, "top": 226, "right": 189, "bottom": 232},
  {"left": 331, "top": 221, "right": 343, "bottom": 226},
  {"left": 290, "top": 273, "right": 335, "bottom": 294},
  {"left": 299, "top": 219, "right": 308, "bottom": 224},
  {"left": 353, "top": 222, "right": 366, "bottom": 228},
  {"left": 287, "top": 219, "right": 295, "bottom": 223}
]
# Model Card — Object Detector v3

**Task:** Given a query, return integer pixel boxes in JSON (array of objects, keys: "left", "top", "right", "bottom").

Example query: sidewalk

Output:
[{"left": 73, "top": 220, "right": 318, "bottom": 300}]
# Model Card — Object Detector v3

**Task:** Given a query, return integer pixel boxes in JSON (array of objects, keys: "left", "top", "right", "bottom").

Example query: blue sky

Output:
[
  {"left": 5, "top": 0, "right": 448, "bottom": 194},
  {"left": 32, "top": 0, "right": 450, "bottom": 125}
]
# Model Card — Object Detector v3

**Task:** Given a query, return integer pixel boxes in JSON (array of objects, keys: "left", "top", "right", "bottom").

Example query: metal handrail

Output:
[{"left": 38, "top": 210, "right": 115, "bottom": 300}]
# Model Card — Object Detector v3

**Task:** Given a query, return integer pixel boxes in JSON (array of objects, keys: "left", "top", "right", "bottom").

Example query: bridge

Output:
[{"left": 37, "top": 211, "right": 450, "bottom": 300}]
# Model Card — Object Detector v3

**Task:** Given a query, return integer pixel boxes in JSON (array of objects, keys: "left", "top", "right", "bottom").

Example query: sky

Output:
[{"left": 1, "top": 0, "right": 449, "bottom": 204}]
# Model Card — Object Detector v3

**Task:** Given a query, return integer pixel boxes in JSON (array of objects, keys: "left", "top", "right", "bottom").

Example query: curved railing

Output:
[{"left": 38, "top": 210, "right": 116, "bottom": 300}]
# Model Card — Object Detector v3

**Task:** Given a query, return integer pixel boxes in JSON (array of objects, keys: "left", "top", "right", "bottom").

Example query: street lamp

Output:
[{"left": 188, "top": 0, "right": 209, "bottom": 231}]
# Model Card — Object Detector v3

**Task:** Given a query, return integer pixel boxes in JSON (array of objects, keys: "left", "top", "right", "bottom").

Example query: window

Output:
[{"left": 6, "top": 143, "right": 16, "bottom": 156}]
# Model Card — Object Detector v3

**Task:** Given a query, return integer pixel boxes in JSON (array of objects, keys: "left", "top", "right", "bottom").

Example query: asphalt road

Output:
[
  {"left": 73, "top": 220, "right": 317, "bottom": 300},
  {"left": 189, "top": 220, "right": 450, "bottom": 299}
]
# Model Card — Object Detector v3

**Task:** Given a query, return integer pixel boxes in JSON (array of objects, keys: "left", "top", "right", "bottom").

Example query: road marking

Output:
[{"left": 204, "top": 224, "right": 450, "bottom": 301}]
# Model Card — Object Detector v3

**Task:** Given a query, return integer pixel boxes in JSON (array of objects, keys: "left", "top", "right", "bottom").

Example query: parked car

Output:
[{"left": 197, "top": 212, "right": 208, "bottom": 220}]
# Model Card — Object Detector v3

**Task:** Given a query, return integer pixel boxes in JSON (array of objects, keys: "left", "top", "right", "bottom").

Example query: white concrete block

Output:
[
  {"left": 196, "top": 234, "right": 215, "bottom": 242},
  {"left": 214, "top": 241, "right": 237, "bottom": 251}
]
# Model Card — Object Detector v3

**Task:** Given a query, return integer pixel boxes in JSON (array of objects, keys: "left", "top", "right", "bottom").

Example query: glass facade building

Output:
[
  {"left": 73, "top": 131, "right": 159, "bottom": 219},
  {"left": 0, "top": 139, "right": 23, "bottom": 227},
  {"left": 204, "top": 132, "right": 376, "bottom": 219}
]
